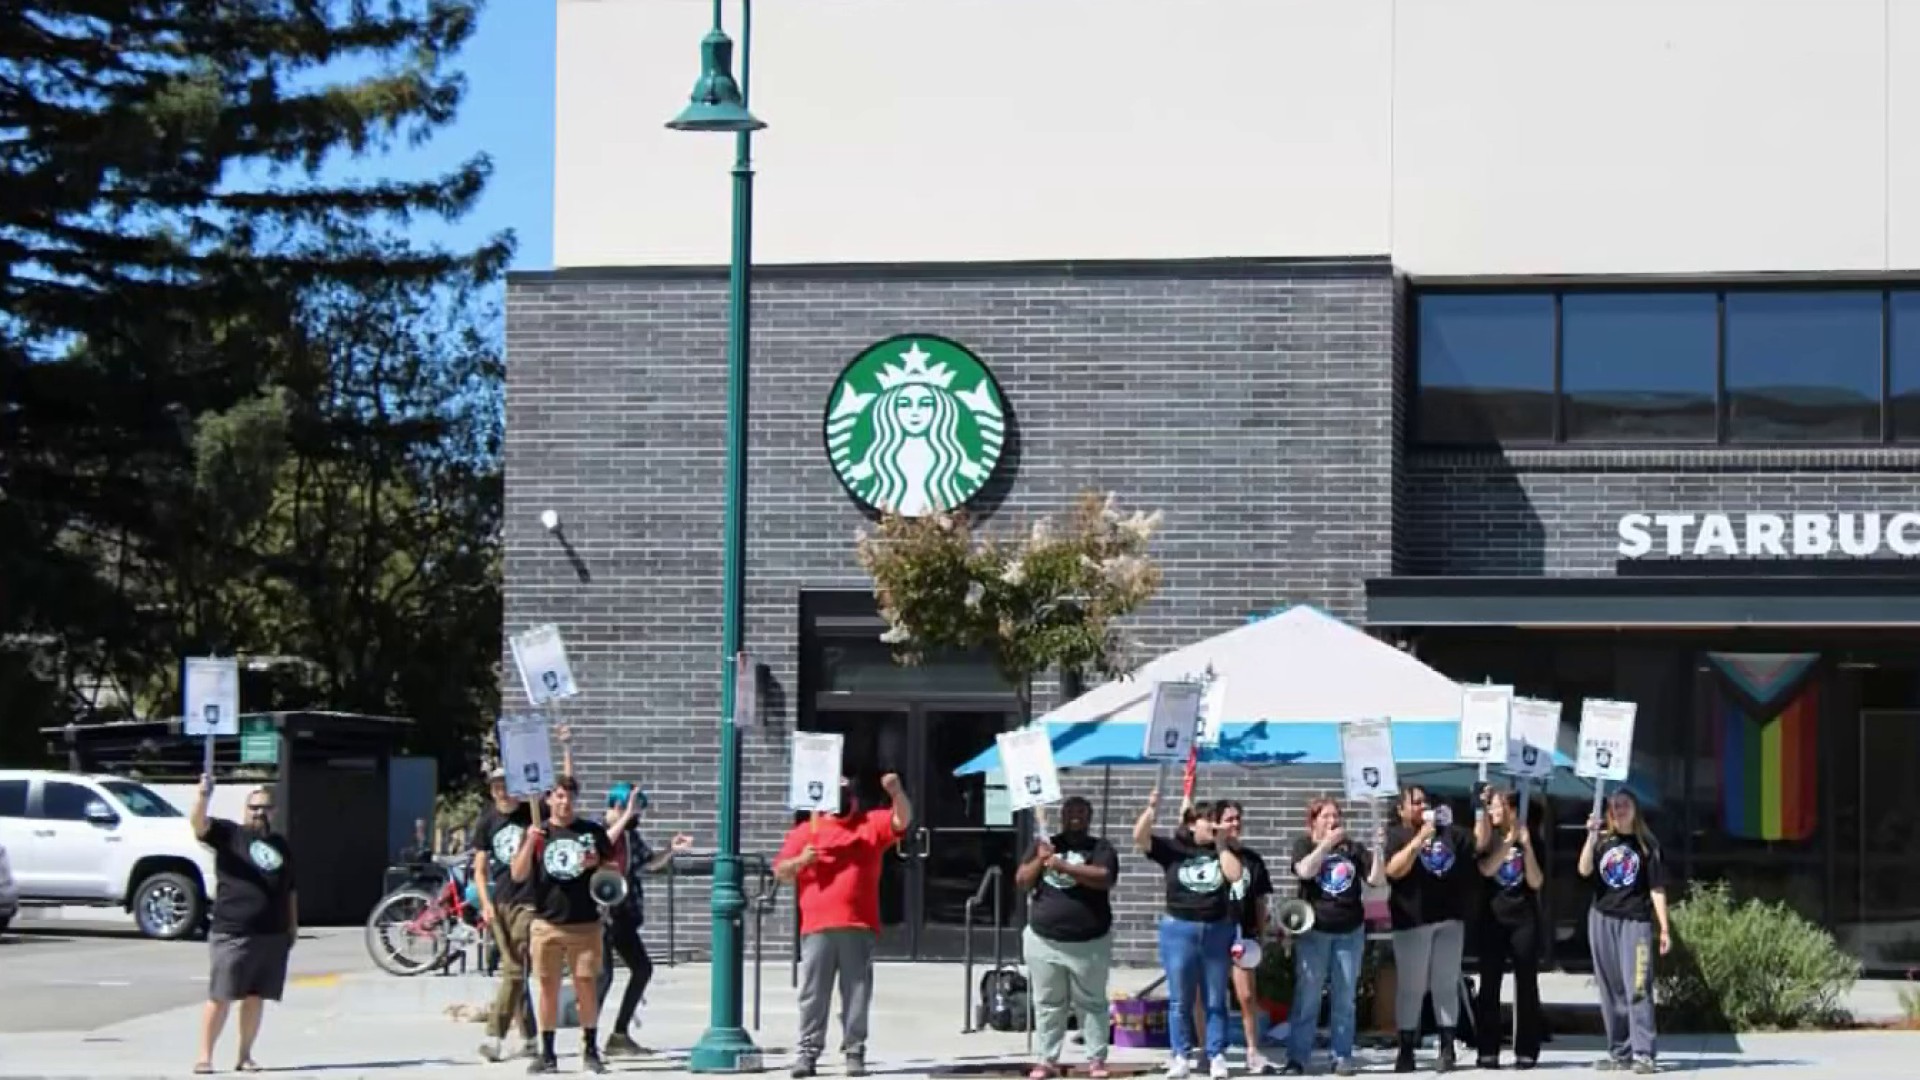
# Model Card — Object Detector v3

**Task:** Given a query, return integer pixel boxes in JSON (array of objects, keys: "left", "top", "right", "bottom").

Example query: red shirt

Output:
[{"left": 774, "top": 808, "right": 902, "bottom": 934}]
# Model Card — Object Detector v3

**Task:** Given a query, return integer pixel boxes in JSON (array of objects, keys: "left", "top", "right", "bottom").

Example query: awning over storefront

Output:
[{"left": 1365, "top": 573, "right": 1920, "bottom": 628}]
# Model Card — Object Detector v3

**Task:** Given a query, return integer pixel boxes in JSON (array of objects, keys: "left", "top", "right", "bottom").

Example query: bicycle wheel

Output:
[{"left": 364, "top": 888, "right": 450, "bottom": 976}]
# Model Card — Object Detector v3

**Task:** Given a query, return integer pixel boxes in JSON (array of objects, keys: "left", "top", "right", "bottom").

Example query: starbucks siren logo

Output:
[{"left": 824, "top": 336, "right": 1006, "bottom": 516}]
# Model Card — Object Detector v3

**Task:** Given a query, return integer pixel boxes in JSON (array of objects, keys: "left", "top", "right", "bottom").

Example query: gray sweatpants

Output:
[
  {"left": 1390, "top": 920, "right": 1464, "bottom": 1031},
  {"left": 797, "top": 929, "right": 876, "bottom": 1061},
  {"left": 1588, "top": 909, "right": 1657, "bottom": 1062},
  {"left": 1023, "top": 927, "right": 1114, "bottom": 1064}
]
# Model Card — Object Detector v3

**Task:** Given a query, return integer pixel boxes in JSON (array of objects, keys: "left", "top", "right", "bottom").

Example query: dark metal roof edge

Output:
[
  {"left": 1408, "top": 269, "right": 1920, "bottom": 291},
  {"left": 508, "top": 253, "right": 1393, "bottom": 286}
]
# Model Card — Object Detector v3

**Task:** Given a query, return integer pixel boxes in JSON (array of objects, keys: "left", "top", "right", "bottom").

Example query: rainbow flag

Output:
[{"left": 1708, "top": 653, "right": 1818, "bottom": 842}]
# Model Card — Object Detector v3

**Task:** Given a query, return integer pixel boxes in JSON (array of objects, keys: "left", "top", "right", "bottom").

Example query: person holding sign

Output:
[
  {"left": 1016, "top": 795, "right": 1120, "bottom": 1080},
  {"left": 1578, "top": 790, "right": 1670, "bottom": 1075},
  {"left": 1281, "top": 797, "right": 1383, "bottom": 1077},
  {"left": 474, "top": 767, "right": 540, "bottom": 1064},
  {"left": 511, "top": 775, "right": 615, "bottom": 1075},
  {"left": 1382, "top": 785, "right": 1473, "bottom": 1073},
  {"left": 1134, "top": 790, "right": 1243, "bottom": 1080},
  {"left": 773, "top": 773, "right": 913, "bottom": 1080},
  {"left": 189, "top": 779, "right": 296, "bottom": 1075},
  {"left": 1471, "top": 787, "right": 1545, "bottom": 1070}
]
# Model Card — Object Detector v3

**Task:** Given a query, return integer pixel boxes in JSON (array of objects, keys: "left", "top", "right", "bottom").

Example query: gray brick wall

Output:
[
  {"left": 502, "top": 258, "right": 1397, "bottom": 965},
  {"left": 1403, "top": 448, "right": 1920, "bottom": 576}
]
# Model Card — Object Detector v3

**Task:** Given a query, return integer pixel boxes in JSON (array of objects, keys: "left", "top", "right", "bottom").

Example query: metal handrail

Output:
[
  {"left": 959, "top": 865, "right": 1006, "bottom": 1033},
  {"left": 662, "top": 851, "right": 769, "bottom": 966},
  {"left": 749, "top": 878, "right": 782, "bottom": 1030}
]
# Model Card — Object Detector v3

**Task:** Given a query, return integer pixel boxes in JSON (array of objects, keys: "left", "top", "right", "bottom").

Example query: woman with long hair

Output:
[
  {"left": 1471, "top": 787, "right": 1544, "bottom": 1069},
  {"left": 1133, "top": 790, "right": 1243, "bottom": 1080},
  {"left": 1578, "top": 789, "right": 1671, "bottom": 1074},
  {"left": 1382, "top": 785, "right": 1473, "bottom": 1073},
  {"left": 1281, "top": 796, "right": 1385, "bottom": 1077}
]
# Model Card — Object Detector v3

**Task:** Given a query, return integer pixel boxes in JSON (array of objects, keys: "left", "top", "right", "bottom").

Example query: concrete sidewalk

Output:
[{"left": 3, "top": 953, "right": 1918, "bottom": 1080}]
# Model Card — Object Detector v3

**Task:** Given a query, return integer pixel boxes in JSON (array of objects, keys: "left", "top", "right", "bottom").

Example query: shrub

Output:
[{"left": 1655, "top": 881, "right": 1859, "bottom": 1031}]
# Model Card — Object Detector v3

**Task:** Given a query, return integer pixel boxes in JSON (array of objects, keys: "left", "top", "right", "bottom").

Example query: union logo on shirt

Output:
[
  {"left": 543, "top": 836, "right": 590, "bottom": 881},
  {"left": 1599, "top": 843, "right": 1641, "bottom": 890},
  {"left": 1042, "top": 850, "right": 1087, "bottom": 891},
  {"left": 491, "top": 824, "right": 524, "bottom": 865},
  {"left": 1317, "top": 854, "right": 1356, "bottom": 897},
  {"left": 1495, "top": 847, "right": 1525, "bottom": 888},
  {"left": 247, "top": 839, "right": 283, "bottom": 873},
  {"left": 1418, "top": 838, "right": 1455, "bottom": 876},
  {"left": 1176, "top": 855, "right": 1224, "bottom": 893}
]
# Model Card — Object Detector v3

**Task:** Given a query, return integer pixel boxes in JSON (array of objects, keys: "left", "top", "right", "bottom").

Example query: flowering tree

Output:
[{"left": 854, "top": 491, "right": 1165, "bottom": 717}]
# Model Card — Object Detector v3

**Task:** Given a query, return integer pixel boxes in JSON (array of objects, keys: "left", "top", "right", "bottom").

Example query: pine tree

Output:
[{"left": 0, "top": 1, "right": 509, "bottom": 748}]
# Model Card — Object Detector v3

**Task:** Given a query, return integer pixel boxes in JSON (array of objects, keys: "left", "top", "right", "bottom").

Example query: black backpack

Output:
[{"left": 978, "top": 967, "right": 1030, "bottom": 1032}]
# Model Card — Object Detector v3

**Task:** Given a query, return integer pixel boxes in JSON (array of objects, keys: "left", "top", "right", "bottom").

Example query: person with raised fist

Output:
[
  {"left": 773, "top": 772, "right": 913, "bottom": 1080},
  {"left": 190, "top": 777, "right": 296, "bottom": 1075}
]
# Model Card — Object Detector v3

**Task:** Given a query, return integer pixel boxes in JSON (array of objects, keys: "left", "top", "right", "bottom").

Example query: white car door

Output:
[
  {"left": 0, "top": 779, "right": 35, "bottom": 894},
  {"left": 33, "top": 779, "right": 122, "bottom": 900}
]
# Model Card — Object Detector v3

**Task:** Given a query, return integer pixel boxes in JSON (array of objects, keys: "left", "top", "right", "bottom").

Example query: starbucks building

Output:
[{"left": 507, "top": 0, "right": 1920, "bottom": 973}]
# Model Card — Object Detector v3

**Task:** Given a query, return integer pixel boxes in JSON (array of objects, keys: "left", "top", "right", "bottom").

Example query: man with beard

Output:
[
  {"left": 1214, "top": 800, "right": 1276, "bottom": 1075},
  {"left": 190, "top": 777, "right": 296, "bottom": 1075},
  {"left": 474, "top": 766, "right": 539, "bottom": 1063},
  {"left": 1016, "top": 795, "right": 1120, "bottom": 1079},
  {"left": 512, "top": 774, "right": 615, "bottom": 1075},
  {"left": 773, "top": 772, "right": 912, "bottom": 1080}
]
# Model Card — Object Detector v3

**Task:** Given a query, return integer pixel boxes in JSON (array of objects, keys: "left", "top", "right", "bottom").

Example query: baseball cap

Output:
[{"left": 488, "top": 766, "right": 505, "bottom": 781}]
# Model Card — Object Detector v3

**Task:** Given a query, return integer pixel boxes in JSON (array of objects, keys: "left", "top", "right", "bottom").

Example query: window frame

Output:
[
  {"left": 37, "top": 779, "right": 105, "bottom": 822},
  {"left": 1410, "top": 280, "right": 1902, "bottom": 450}
]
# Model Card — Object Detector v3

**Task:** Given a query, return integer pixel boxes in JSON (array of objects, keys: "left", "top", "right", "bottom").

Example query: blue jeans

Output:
[
  {"left": 1286, "top": 926, "right": 1366, "bottom": 1067},
  {"left": 1158, "top": 915, "right": 1235, "bottom": 1059}
]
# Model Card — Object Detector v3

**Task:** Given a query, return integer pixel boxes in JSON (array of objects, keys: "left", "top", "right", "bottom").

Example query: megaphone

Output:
[
  {"left": 1230, "top": 938, "right": 1263, "bottom": 970},
  {"left": 589, "top": 867, "right": 628, "bottom": 909},
  {"left": 1275, "top": 897, "right": 1316, "bottom": 936}
]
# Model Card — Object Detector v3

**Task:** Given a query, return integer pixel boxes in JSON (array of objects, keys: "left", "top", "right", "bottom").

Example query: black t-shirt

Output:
[
  {"left": 1146, "top": 831, "right": 1232, "bottom": 923},
  {"left": 1290, "top": 835, "right": 1373, "bottom": 935},
  {"left": 203, "top": 819, "right": 295, "bottom": 937},
  {"left": 529, "top": 818, "right": 615, "bottom": 926},
  {"left": 471, "top": 802, "right": 533, "bottom": 908},
  {"left": 1589, "top": 833, "right": 1666, "bottom": 923},
  {"left": 1384, "top": 823, "right": 1475, "bottom": 929},
  {"left": 1481, "top": 837, "right": 1539, "bottom": 927},
  {"left": 1025, "top": 833, "right": 1121, "bottom": 943},
  {"left": 601, "top": 814, "right": 654, "bottom": 926},
  {"left": 1227, "top": 845, "right": 1274, "bottom": 938}
]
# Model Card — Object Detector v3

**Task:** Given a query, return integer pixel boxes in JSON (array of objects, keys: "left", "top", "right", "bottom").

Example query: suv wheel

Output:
[{"left": 133, "top": 871, "right": 205, "bottom": 940}]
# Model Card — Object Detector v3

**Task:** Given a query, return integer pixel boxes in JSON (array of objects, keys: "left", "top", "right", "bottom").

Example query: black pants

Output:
[
  {"left": 1474, "top": 914, "right": 1542, "bottom": 1062},
  {"left": 596, "top": 911, "right": 654, "bottom": 1036}
]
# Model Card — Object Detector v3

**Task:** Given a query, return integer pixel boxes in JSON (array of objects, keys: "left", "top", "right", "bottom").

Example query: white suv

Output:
[{"left": 0, "top": 771, "right": 218, "bottom": 940}]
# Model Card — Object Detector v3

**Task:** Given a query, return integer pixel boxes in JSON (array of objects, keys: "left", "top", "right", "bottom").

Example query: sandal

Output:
[
  {"left": 1028, "top": 1066, "right": 1058, "bottom": 1080},
  {"left": 1087, "top": 1064, "right": 1112, "bottom": 1079},
  {"left": 236, "top": 1060, "right": 261, "bottom": 1073},
  {"left": 192, "top": 1065, "right": 214, "bottom": 1076}
]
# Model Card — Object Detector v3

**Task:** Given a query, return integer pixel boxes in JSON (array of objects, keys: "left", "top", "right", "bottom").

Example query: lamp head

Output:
[{"left": 666, "top": 28, "right": 765, "bottom": 133}]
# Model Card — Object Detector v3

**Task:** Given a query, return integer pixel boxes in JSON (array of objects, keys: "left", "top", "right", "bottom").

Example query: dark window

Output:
[
  {"left": 0, "top": 780, "right": 25, "bottom": 817},
  {"left": 40, "top": 781, "right": 99, "bottom": 821},
  {"left": 1561, "top": 292, "right": 1718, "bottom": 442},
  {"left": 1889, "top": 291, "right": 1920, "bottom": 440},
  {"left": 1724, "top": 291, "right": 1881, "bottom": 442},
  {"left": 100, "top": 780, "right": 182, "bottom": 818},
  {"left": 1416, "top": 293, "right": 1556, "bottom": 444}
]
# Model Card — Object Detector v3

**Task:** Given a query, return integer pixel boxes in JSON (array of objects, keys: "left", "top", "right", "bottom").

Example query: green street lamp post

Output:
[{"left": 669, "top": 0, "right": 765, "bottom": 1073}]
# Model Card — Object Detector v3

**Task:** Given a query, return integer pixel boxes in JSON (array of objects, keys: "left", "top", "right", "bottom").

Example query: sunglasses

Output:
[{"left": 247, "top": 804, "right": 273, "bottom": 813}]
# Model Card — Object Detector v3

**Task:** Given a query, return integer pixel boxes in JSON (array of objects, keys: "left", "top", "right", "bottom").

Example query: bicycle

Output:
[{"left": 365, "top": 853, "right": 496, "bottom": 977}]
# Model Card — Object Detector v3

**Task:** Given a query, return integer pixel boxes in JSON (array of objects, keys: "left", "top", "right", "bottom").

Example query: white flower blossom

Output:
[
  {"left": 965, "top": 582, "right": 985, "bottom": 608},
  {"left": 1002, "top": 559, "right": 1026, "bottom": 586},
  {"left": 1029, "top": 519, "right": 1052, "bottom": 545},
  {"left": 880, "top": 624, "right": 913, "bottom": 645},
  {"left": 1122, "top": 510, "right": 1163, "bottom": 541}
]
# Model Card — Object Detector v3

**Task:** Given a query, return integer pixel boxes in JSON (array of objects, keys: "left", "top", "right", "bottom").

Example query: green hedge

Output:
[{"left": 1655, "top": 881, "right": 1859, "bottom": 1031}]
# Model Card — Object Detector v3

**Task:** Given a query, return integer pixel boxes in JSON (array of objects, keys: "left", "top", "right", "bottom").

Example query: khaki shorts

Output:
[{"left": 530, "top": 919, "right": 603, "bottom": 982}]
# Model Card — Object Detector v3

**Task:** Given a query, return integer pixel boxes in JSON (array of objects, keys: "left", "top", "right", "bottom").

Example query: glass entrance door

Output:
[
  {"left": 1853, "top": 710, "right": 1920, "bottom": 970},
  {"left": 805, "top": 704, "right": 1019, "bottom": 960}
]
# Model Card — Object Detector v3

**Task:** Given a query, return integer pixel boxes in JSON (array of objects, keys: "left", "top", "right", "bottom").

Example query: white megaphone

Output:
[
  {"left": 1275, "top": 897, "right": 1316, "bottom": 936},
  {"left": 1230, "top": 938, "right": 1263, "bottom": 970},
  {"left": 589, "top": 867, "right": 628, "bottom": 909}
]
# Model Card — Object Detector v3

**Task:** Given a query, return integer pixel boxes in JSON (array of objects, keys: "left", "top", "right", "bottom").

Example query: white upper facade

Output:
[{"left": 555, "top": 0, "right": 1920, "bottom": 275}]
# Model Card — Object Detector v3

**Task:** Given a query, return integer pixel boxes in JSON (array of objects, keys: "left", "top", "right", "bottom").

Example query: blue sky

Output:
[{"left": 377, "top": 0, "right": 556, "bottom": 271}]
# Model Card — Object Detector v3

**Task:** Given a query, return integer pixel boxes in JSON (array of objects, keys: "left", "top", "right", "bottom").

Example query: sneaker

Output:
[
  {"left": 790, "top": 1059, "right": 817, "bottom": 1079},
  {"left": 603, "top": 1033, "right": 645, "bottom": 1058},
  {"left": 1210, "top": 1055, "right": 1231, "bottom": 1080},
  {"left": 1333, "top": 1061, "right": 1358, "bottom": 1078},
  {"left": 1478, "top": 1055, "right": 1501, "bottom": 1070},
  {"left": 582, "top": 1051, "right": 609, "bottom": 1076},
  {"left": 525, "top": 1056, "right": 557, "bottom": 1075},
  {"left": 478, "top": 1040, "right": 506, "bottom": 1064},
  {"left": 846, "top": 1053, "right": 868, "bottom": 1078},
  {"left": 1515, "top": 1060, "right": 1537, "bottom": 1071},
  {"left": 516, "top": 1039, "right": 539, "bottom": 1061},
  {"left": 1279, "top": 1063, "right": 1306, "bottom": 1077},
  {"left": 1167, "top": 1056, "right": 1193, "bottom": 1079},
  {"left": 1631, "top": 1061, "right": 1656, "bottom": 1076},
  {"left": 1247, "top": 1052, "right": 1277, "bottom": 1076},
  {"left": 1394, "top": 1043, "right": 1416, "bottom": 1073}
]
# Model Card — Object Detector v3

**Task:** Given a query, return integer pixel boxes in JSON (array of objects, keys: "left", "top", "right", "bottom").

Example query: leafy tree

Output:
[
  {"left": 0, "top": 2, "right": 508, "bottom": 770},
  {"left": 854, "top": 491, "right": 1166, "bottom": 720}
]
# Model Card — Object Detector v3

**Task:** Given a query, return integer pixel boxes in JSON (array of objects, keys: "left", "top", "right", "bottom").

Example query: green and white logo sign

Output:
[{"left": 824, "top": 336, "right": 1006, "bottom": 517}]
